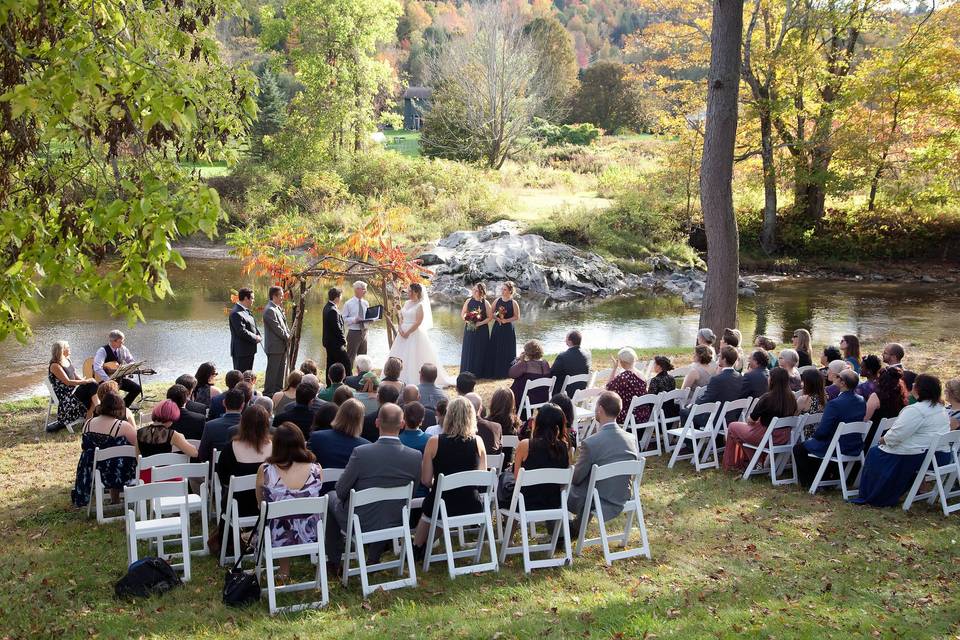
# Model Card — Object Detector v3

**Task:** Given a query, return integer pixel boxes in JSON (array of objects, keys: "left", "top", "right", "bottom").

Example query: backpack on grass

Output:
[{"left": 114, "top": 557, "right": 181, "bottom": 599}]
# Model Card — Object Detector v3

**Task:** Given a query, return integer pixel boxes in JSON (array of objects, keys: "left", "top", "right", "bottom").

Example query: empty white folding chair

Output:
[
  {"left": 173, "top": 439, "right": 201, "bottom": 454},
  {"left": 137, "top": 452, "right": 190, "bottom": 479},
  {"left": 657, "top": 388, "right": 690, "bottom": 454},
  {"left": 422, "top": 470, "right": 499, "bottom": 578},
  {"left": 219, "top": 474, "right": 260, "bottom": 566},
  {"left": 486, "top": 453, "right": 505, "bottom": 473},
  {"left": 593, "top": 368, "right": 615, "bottom": 388},
  {"left": 687, "top": 385, "right": 707, "bottom": 406},
  {"left": 501, "top": 435, "right": 520, "bottom": 456},
  {"left": 517, "top": 377, "right": 557, "bottom": 420},
  {"left": 42, "top": 378, "right": 84, "bottom": 434},
  {"left": 124, "top": 479, "right": 191, "bottom": 581},
  {"left": 255, "top": 496, "right": 330, "bottom": 614},
  {"left": 704, "top": 397, "right": 753, "bottom": 466},
  {"left": 622, "top": 394, "right": 663, "bottom": 457},
  {"left": 808, "top": 421, "right": 872, "bottom": 499},
  {"left": 741, "top": 416, "right": 804, "bottom": 485},
  {"left": 903, "top": 430, "right": 960, "bottom": 516},
  {"left": 341, "top": 482, "right": 417, "bottom": 597},
  {"left": 87, "top": 445, "right": 137, "bottom": 524},
  {"left": 561, "top": 373, "right": 596, "bottom": 397},
  {"left": 151, "top": 462, "right": 210, "bottom": 556},
  {"left": 573, "top": 459, "right": 651, "bottom": 565},
  {"left": 571, "top": 387, "right": 604, "bottom": 440},
  {"left": 498, "top": 467, "right": 574, "bottom": 573},
  {"left": 666, "top": 402, "right": 721, "bottom": 471},
  {"left": 638, "top": 359, "right": 655, "bottom": 381}
]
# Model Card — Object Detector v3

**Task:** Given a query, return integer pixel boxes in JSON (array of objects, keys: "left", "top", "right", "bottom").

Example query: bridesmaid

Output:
[
  {"left": 489, "top": 281, "right": 520, "bottom": 379},
  {"left": 460, "top": 283, "right": 493, "bottom": 378}
]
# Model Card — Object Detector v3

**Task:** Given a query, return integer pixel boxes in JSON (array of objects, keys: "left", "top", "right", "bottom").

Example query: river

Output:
[{"left": 3, "top": 259, "right": 958, "bottom": 401}]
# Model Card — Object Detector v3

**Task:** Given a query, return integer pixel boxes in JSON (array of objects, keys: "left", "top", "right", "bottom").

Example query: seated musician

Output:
[{"left": 92, "top": 330, "right": 142, "bottom": 408}]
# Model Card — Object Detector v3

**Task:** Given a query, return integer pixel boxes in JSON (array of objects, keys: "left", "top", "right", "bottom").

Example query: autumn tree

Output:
[
  {"left": 569, "top": 61, "right": 650, "bottom": 132},
  {"left": 525, "top": 15, "right": 580, "bottom": 119},
  {"left": 0, "top": 0, "right": 255, "bottom": 341}
]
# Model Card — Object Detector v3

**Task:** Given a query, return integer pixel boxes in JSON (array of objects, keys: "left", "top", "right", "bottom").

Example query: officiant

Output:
[{"left": 343, "top": 280, "right": 372, "bottom": 373}]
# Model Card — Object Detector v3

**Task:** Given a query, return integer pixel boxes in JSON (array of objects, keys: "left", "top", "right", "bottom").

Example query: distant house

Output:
[{"left": 402, "top": 86, "right": 432, "bottom": 131}]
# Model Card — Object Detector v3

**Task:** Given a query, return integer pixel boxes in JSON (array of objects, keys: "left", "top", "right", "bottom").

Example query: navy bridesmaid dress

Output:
[
  {"left": 460, "top": 298, "right": 491, "bottom": 378},
  {"left": 489, "top": 298, "right": 517, "bottom": 379}
]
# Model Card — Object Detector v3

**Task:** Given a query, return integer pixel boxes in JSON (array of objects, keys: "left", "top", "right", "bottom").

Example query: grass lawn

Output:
[
  {"left": 383, "top": 130, "right": 421, "bottom": 158},
  {"left": 2, "top": 347, "right": 959, "bottom": 638}
]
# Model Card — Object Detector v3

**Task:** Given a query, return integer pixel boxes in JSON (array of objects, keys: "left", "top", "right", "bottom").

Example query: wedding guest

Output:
[
  {"left": 606, "top": 347, "right": 651, "bottom": 425},
  {"left": 549, "top": 330, "right": 591, "bottom": 397},
  {"left": 310, "top": 402, "right": 339, "bottom": 432},
  {"left": 681, "top": 346, "right": 715, "bottom": 398},
  {"left": 426, "top": 398, "right": 449, "bottom": 437},
  {"left": 70, "top": 392, "right": 137, "bottom": 507},
  {"left": 362, "top": 385, "right": 401, "bottom": 442},
  {"left": 488, "top": 388, "right": 522, "bottom": 437},
  {"left": 722, "top": 368, "right": 798, "bottom": 471},
  {"left": 740, "top": 350, "right": 771, "bottom": 399},
  {"left": 791, "top": 329, "right": 814, "bottom": 368},
  {"left": 192, "top": 362, "right": 220, "bottom": 407},
  {"left": 456, "top": 372, "right": 477, "bottom": 396},
  {"left": 344, "top": 355, "right": 372, "bottom": 390},
  {"left": 852, "top": 375, "right": 950, "bottom": 507},
  {"left": 857, "top": 355, "right": 883, "bottom": 398},
  {"left": 824, "top": 360, "right": 850, "bottom": 401},
  {"left": 412, "top": 397, "right": 487, "bottom": 558},
  {"left": 754, "top": 336, "right": 778, "bottom": 370},
  {"left": 47, "top": 340, "right": 99, "bottom": 431},
  {"left": 681, "top": 346, "right": 742, "bottom": 427},
  {"left": 550, "top": 393, "right": 576, "bottom": 440},
  {"left": 252, "top": 395, "right": 274, "bottom": 415},
  {"left": 300, "top": 359, "right": 319, "bottom": 377},
  {"left": 319, "top": 363, "right": 346, "bottom": 402},
  {"left": 208, "top": 370, "right": 243, "bottom": 420},
  {"left": 466, "top": 392, "right": 502, "bottom": 454},
  {"left": 460, "top": 283, "right": 493, "bottom": 379},
  {"left": 696, "top": 328, "right": 716, "bottom": 348},
  {"left": 95, "top": 381, "right": 136, "bottom": 426},
  {"left": 255, "top": 422, "right": 322, "bottom": 579},
  {"left": 511, "top": 404, "right": 572, "bottom": 511},
  {"left": 332, "top": 385, "right": 354, "bottom": 406},
  {"left": 272, "top": 381, "right": 320, "bottom": 439},
  {"left": 400, "top": 385, "right": 437, "bottom": 426},
  {"left": 797, "top": 369, "right": 828, "bottom": 437},
  {"left": 945, "top": 378, "right": 960, "bottom": 429},
  {"left": 308, "top": 399, "right": 369, "bottom": 483},
  {"left": 489, "top": 281, "right": 520, "bottom": 379},
  {"left": 175, "top": 374, "right": 208, "bottom": 415},
  {"left": 509, "top": 340, "right": 551, "bottom": 419},
  {"left": 863, "top": 366, "right": 909, "bottom": 449},
  {"left": 272, "top": 370, "right": 303, "bottom": 415},
  {"left": 166, "top": 383, "right": 205, "bottom": 440},
  {"left": 648, "top": 356, "right": 678, "bottom": 420},
  {"left": 212, "top": 404, "right": 272, "bottom": 557},
  {"left": 417, "top": 364, "right": 446, "bottom": 411},
  {"left": 380, "top": 357, "right": 404, "bottom": 395},
  {"left": 840, "top": 334, "right": 862, "bottom": 373},
  {"left": 819, "top": 346, "right": 842, "bottom": 376},
  {"left": 882, "top": 343, "right": 917, "bottom": 390},
  {"left": 137, "top": 400, "right": 198, "bottom": 482},
  {"left": 720, "top": 328, "right": 745, "bottom": 371},
  {"left": 399, "top": 401, "right": 431, "bottom": 453},
  {"left": 777, "top": 348, "right": 802, "bottom": 392},
  {"left": 242, "top": 370, "right": 260, "bottom": 397},
  {"left": 198, "top": 388, "right": 246, "bottom": 462},
  {"left": 793, "top": 370, "right": 866, "bottom": 487}
]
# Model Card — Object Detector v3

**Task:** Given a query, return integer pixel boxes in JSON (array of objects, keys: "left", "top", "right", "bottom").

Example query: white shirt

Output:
[
  {"left": 425, "top": 425, "right": 443, "bottom": 437},
  {"left": 93, "top": 344, "right": 134, "bottom": 382},
  {"left": 343, "top": 296, "right": 369, "bottom": 332}
]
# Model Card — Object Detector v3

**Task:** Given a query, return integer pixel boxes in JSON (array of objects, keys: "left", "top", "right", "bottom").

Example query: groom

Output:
[{"left": 322, "top": 287, "right": 352, "bottom": 386}]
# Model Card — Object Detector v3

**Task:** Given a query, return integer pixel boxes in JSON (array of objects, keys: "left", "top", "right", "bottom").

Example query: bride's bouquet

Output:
[{"left": 464, "top": 309, "right": 483, "bottom": 331}]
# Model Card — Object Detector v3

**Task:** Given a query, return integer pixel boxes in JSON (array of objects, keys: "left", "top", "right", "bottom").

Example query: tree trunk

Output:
[
  {"left": 699, "top": 0, "right": 743, "bottom": 336},
  {"left": 758, "top": 110, "right": 778, "bottom": 253},
  {"left": 285, "top": 279, "right": 308, "bottom": 373}
]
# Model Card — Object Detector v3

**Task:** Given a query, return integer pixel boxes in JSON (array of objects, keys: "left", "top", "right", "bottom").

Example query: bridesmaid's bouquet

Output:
[{"left": 464, "top": 309, "right": 482, "bottom": 331}]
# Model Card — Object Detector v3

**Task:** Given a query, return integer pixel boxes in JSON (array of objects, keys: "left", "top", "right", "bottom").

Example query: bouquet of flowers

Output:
[
  {"left": 464, "top": 309, "right": 482, "bottom": 331},
  {"left": 493, "top": 306, "right": 506, "bottom": 322}
]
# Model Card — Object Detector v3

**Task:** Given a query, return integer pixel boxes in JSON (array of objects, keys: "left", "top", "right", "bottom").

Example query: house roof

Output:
[{"left": 403, "top": 86, "right": 432, "bottom": 99}]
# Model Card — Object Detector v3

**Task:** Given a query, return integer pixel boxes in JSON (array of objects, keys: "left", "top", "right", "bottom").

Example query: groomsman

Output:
[
  {"left": 262, "top": 285, "right": 290, "bottom": 396},
  {"left": 342, "top": 280, "right": 370, "bottom": 373},
  {"left": 229, "top": 287, "right": 261, "bottom": 371},
  {"left": 322, "top": 287, "right": 352, "bottom": 386}
]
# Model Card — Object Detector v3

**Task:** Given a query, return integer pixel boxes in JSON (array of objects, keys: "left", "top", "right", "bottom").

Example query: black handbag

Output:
[{"left": 222, "top": 513, "right": 263, "bottom": 607}]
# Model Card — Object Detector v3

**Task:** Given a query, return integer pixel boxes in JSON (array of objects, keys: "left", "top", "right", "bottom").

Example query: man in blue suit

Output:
[
  {"left": 681, "top": 346, "right": 742, "bottom": 428},
  {"left": 793, "top": 370, "right": 866, "bottom": 487}
]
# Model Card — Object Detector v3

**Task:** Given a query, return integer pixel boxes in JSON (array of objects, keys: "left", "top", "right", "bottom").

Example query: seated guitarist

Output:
[{"left": 93, "top": 329, "right": 142, "bottom": 408}]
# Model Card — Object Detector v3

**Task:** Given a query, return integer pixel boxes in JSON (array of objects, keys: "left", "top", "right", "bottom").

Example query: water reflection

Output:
[{"left": 2, "top": 261, "right": 956, "bottom": 401}]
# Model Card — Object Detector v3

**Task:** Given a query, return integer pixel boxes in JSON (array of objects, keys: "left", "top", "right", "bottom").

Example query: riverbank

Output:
[{"left": 3, "top": 347, "right": 959, "bottom": 638}]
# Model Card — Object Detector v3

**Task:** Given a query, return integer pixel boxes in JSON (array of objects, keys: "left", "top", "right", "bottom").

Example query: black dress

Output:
[
  {"left": 460, "top": 298, "right": 491, "bottom": 378},
  {"left": 489, "top": 298, "right": 517, "bottom": 379},
  {"left": 648, "top": 371, "right": 678, "bottom": 419},
  {"left": 798, "top": 350, "right": 813, "bottom": 368},
  {"left": 520, "top": 439, "right": 569, "bottom": 511},
  {"left": 421, "top": 435, "right": 481, "bottom": 518}
]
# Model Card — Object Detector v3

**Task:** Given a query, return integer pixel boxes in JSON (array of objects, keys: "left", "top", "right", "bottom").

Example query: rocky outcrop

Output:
[{"left": 639, "top": 256, "right": 758, "bottom": 306}]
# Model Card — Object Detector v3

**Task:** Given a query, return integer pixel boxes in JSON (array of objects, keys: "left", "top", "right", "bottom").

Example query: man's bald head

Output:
[
  {"left": 376, "top": 403, "right": 404, "bottom": 435},
  {"left": 401, "top": 384, "right": 420, "bottom": 404}
]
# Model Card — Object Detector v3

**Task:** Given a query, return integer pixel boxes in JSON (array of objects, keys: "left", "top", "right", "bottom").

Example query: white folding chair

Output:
[
  {"left": 687, "top": 386, "right": 707, "bottom": 406},
  {"left": 517, "top": 377, "right": 557, "bottom": 420},
  {"left": 136, "top": 452, "right": 190, "bottom": 479},
  {"left": 173, "top": 439, "right": 201, "bottom": 454},
  {"left": 151, "top": 462, "right": 210, "bottom": 556},
  {"left": 124, "top": 479, "right": 191, "bottom": 581},
  {"left": 255, "top": 496, "right": 330, "bottom": 614},
  {"left": 800, "top": 412, "right": 824, "bottom": 437},
  {"left": 42, "top": 378, "right": 84, "bottom": 434},
  {"left": 87, "top": 445, "right": 137, "bottom": 524},
  {"left": 571, "top": 387, "right": 604, "bottom": 439},
  {"left": 486, "top": 454, "right": 505, "bottom": 473},
  {"left": 704, "top": 397, "right": 753, "bottom": 466},
  {"left": 501, "top": 435, "right": 520, "bottom": 454},
  {"left": 210, "top": 449, "right": 223, "bottom": 523},
  {"left": 622, "top": 394, "right": 663, "bottom": 457},
  {"left": 422, "top": 470, "right": 499, "bottom": 578},
  {"left": 741, "top": 416, "right": 804, "bottom": 485},
  {"left": 855, "top": 417, "right": 897, "bottom": 486},
  {"left": 219, "top": 474, "right": 260, "bottom": 566},
  {"left": 638, "top": 359, "right": 655, "bottom": 381},
  {"left": 593, "top": 368, "right": 614, "bottom": 388},
  {"left": 573, "top": 459, "right": 651, "bottom": 565},
  {"left": 657, "top": 388, "right": 690, "bottom": 454},
  {"left": 808, "top": 421, "right": 871, "bottom": 499},
  {"left": 561, "top": 373, "right": 597, "bottom": 397},
  {"left": 665, "top": 402, "right": 721, "bottom": 471},
  {"left": 903, "top": 430, "right": 960, "bottom": 516},
  {"left": 498, "top": 467, "right": 574, "bottom": 573},
  {"left": 341, "top": 482, "right": 417, "bottom": 597}
]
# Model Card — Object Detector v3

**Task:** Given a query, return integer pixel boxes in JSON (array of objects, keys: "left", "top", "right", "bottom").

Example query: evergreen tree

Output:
[{"left": 252, "top": 70, "right": 287, "bottom": 159}]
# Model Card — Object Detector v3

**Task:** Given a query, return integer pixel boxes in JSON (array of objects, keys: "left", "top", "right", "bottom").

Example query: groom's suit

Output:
[{"left": 322, "top": 300, "right": 352, "bottom": 386}]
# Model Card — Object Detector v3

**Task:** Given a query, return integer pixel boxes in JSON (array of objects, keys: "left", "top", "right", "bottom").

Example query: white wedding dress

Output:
[{"left": 387, "top": 298, "right": 455, "bottom": 387}]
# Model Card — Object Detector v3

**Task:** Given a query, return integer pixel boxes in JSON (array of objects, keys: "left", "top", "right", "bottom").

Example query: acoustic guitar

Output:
[{"left": 82, "top": 357, "right": 155, "bottom": 379}]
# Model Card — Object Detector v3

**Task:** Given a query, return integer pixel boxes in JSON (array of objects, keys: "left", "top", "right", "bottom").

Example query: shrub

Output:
[{"left": 532, "top": 118, "right": 602, "bottom": 146}]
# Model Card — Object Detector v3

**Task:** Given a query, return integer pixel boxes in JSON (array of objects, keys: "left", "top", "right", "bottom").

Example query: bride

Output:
[{"left": 387, "top": 283, "right": 455, "bottom": 387}]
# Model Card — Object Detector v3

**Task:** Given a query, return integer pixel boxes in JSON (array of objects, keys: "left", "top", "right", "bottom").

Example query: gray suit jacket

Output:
[
  {"left": 262, "top": 300, "right": 289, "bottom": 355},
  {"left": 335, "top": 437, "right": 422, "bottom": 530},
  {"left": 568, "top": 423, "right": 638, "bottom": 521}
]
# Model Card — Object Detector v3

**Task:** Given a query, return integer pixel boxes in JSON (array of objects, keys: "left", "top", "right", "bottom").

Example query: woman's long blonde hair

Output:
[
  {"left": 50, "top": 341, "right": 69, "bottom": 365},
  {"left": 443, "top": 396, "right": 477, "bottom": 440}
]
